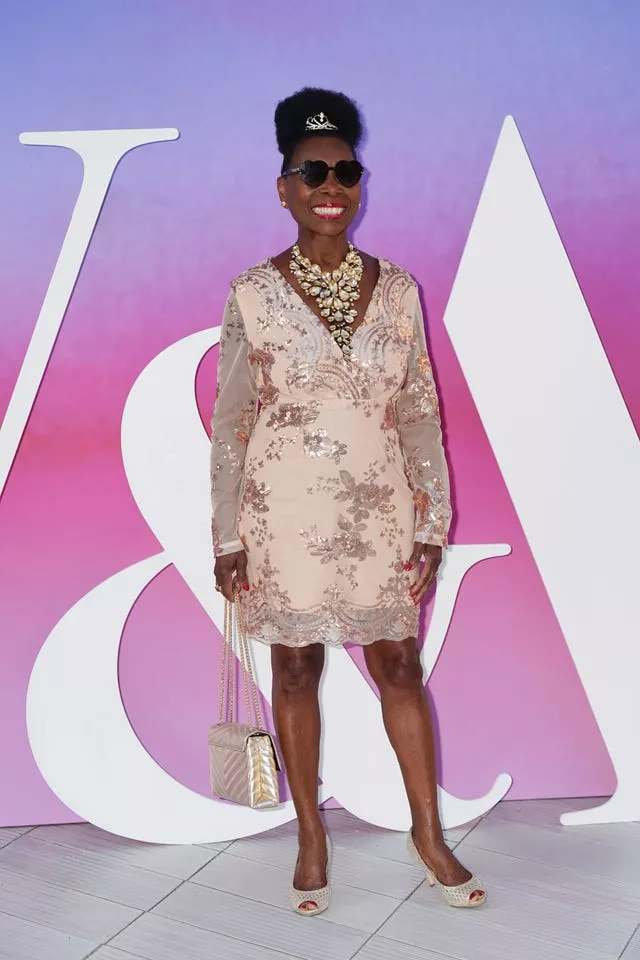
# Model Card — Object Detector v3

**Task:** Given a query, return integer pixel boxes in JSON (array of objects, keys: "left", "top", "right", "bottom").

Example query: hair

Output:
[{"left": 275, "top": 87, "right": 363, "bottom": 173}]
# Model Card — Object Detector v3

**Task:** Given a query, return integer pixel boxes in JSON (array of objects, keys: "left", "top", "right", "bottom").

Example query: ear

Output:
[{"left": 277, "top": 176, "right": 287, "bottom": 207}]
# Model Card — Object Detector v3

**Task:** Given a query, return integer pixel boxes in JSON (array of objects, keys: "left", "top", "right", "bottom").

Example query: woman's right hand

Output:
[{"left": 214, "top": 550, "right": 249, "bottom": 602}]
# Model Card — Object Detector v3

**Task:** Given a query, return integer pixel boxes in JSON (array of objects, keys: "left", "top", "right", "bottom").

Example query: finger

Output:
[
  {"left": 411, "top": 577, "right": 434, "bottom": 605},
  {"left": 235, "top": 552, "right": 250, "bottom": 592},
  {"left": 409, "top": 570, "right": 430, "bottom": 603},
  {"left": 410, "top": 561, "right": 438, "bottom": 604},
  {"left": 219, "top": 568, "right": 235, "bottom": 603}
]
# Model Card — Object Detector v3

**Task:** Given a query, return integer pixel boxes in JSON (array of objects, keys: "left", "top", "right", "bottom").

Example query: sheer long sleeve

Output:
[
  {"left": 396, "top": 288, "right": 452, "bottom": 547},
  {"left": 210, "top": 290, "right": 258, "bottom": 557}
]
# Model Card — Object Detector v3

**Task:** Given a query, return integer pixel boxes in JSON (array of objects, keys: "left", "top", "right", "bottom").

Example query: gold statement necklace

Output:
[{"left": 289, "top": 242, "right": 364, "bottom": 359}]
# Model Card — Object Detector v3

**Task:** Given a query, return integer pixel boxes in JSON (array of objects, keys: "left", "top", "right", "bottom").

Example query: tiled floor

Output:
[{"left": 0, "top": 798, "right": 639, "bottom": 960}]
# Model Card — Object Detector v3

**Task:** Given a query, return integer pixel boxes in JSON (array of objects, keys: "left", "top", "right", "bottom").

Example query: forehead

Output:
[{"left": 291, "top": 136, "right": 355, "bottom": 165}]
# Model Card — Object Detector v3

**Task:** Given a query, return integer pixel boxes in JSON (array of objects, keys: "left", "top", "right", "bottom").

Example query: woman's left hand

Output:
[{"left": 406, "top": 542, "right": 443, "bottom": 605}]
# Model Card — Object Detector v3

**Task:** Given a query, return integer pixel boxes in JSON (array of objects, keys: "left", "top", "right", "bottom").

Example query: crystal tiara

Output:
[{"left": 305, "top": 112, "right": 338, "bottom": 132}]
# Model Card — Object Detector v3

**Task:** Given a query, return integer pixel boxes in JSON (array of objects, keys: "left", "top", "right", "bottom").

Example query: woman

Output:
[{"left": 210, "top": 87, "right": 485, "bottom": 915}]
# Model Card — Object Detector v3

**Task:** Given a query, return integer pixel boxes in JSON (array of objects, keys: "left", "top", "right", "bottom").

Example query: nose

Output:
[{"left": 323, "top": 170, "right": 344, "bottom": 195}]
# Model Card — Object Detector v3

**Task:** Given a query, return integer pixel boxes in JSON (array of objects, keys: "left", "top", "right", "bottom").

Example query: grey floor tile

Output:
[
  {"left": 380, "top": 899, "right": 604, "bottom": 960},
  {"left": 321, "top": 808, "right": 456, "bottom": 861},
  {"left": 0, "top": 911, "right": 92, "bottom": 960},
  {"left": 453, "top": 843, "right": 640, "bottom": 920},
  {"left": 258, "top": 808, "right": 459, "bottom": 860},
  {"left": 324, "top": 809, "right": 411, "bottom": 861},
  {"left": 355, "top": 938, "right": 458, "bottom": 960},
  {"left": 0, "top": 834, "right": 181, "bottom": 910},
  {"left": 193, "top": 850, "right": 401, "bottom": 932},
  {"left": 0, "top": 826, "right": 32, "bottom": 848},
  {"left": 0, "top": 865, "right": 139, "bottom": 943},
  {"left": 442, "top": 820, "right": 483, "bottom": 846},
  {"left": 230, "top": 832, "right": 424, "bottom": 898},
  {"left": 622, "top": 927, "right": 640, "bottom": 960},
  {"left": 194, "top": 840, "right": 234, "bottom": 853},
  {"left": 484, "top": 797, "right": 640, "bottom": 846},
  {"left": 87, "top": 950, "right": 140, "bottom": 960},
  {"left": 465, "top": 803, "right": 640, "bottom": 891},
  {"left": 112, "top": 912, "right": 304, "bottom": 960},
  {"left": 30, "top": 823, "right": 216, "bottom": 879},
  {"left": 152, "top": 881, "right": 367, "bottom": 960},
  {"left": 409, "top": 871, "right": 635, "bottom": 959}
]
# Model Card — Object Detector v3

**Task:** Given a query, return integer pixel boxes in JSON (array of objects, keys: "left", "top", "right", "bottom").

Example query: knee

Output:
[
  {"left": 274, "top": 647, "right": 323, "bottom": 694},
  {"left": 374, "top": 644, "right": 423, "bottom": 691}
]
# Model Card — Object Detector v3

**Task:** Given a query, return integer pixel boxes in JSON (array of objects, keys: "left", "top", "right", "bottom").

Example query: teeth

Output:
[{"left": 313, "top": 206, "right": 345, "bottom": 216}]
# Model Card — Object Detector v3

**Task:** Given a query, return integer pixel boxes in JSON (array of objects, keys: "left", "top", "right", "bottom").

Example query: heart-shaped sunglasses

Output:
[{"left": 282, "top": 159, "right": 364, "bottom": 189}]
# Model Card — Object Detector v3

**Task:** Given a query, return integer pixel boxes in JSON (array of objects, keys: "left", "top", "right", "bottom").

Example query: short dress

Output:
[{"left": 210, "top": 258, "right": 452, "bottom": 647}]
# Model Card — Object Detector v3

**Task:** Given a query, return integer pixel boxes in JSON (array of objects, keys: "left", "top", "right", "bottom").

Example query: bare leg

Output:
[
  {"left": 364, "top": 636, "right": 482, "bottom": 898},
  {"left": 271, "top": 643, "right": 327, "bottom": 910}
]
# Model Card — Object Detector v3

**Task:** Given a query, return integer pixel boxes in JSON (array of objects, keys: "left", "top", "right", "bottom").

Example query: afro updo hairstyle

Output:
[{"left": 275, "top": 87, "right": 363, "bottom": 174}]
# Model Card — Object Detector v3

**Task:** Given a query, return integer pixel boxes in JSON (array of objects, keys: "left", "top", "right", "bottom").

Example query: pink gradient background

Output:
[{"left": 2, "top": 0, "right": 639, "bottom": 825}]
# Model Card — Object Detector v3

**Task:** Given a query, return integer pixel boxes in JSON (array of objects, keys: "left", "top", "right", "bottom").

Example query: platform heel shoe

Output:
[
  {"left": 407, "top": 833, "right": 486, "bottom": 907},
  {"left": 291, "top": 837, "right": 332, "bottom": 916}
]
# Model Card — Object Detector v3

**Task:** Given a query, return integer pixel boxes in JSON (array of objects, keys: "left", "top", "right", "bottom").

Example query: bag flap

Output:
[
  {"left": 208, "top": 723, "right": 281, "bottom": 768},
  {"left": 246, "top": 730, "right": 282, "bottom": 771},
  {"left": 208, "top": 722, "right": 255, "bottom": 752}
]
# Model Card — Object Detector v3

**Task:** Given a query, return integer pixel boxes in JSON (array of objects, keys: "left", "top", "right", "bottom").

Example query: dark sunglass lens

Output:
[
  {"left": 335, "top": 160, "right": 364, "bottom": 188},
  {"left": 299, "top": 160, "right": 329, "bottom": 188}
]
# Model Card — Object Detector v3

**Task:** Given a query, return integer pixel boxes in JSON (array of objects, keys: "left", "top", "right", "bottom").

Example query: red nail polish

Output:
[
  {"left": 404, "top": 562, "right": 413, "bottom": 571},
  {"left": 243, "top": 583, "right": 250, "bottom": 591}
]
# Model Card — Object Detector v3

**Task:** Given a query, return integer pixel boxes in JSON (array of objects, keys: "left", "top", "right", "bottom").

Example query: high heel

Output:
[
  {"left": 407, "top": 833, "right": 486, "bottom": 908},
  {"left": 291, "top": 837, "right": 332, "bottom": 917}
]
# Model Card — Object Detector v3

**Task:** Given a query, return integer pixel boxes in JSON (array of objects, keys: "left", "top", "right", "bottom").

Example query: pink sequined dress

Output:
[{"left": 210, "top": 259, "right": 451, "bottom": 647}]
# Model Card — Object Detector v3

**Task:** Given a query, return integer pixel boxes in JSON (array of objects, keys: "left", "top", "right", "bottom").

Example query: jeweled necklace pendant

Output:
[{"left": 289, "top": 242, "right": 364, "bottom": 359}]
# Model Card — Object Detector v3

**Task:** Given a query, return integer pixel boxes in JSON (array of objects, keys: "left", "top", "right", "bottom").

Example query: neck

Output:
[{"left": 296, "top": 229, "right": 349, "bottom": 270}]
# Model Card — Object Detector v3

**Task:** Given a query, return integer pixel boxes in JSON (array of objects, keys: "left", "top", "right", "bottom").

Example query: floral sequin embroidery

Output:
[
  {"left": 331, "top": 468, "right": 396, "bottom": 523},
  {"left": 300, "top": 515, "right": 377, "bottom": 563},
  {"left": 412, "top": 476, "right": 449, "bottom": 545},
  {"left": 248, "top": 345, "right": 280, "bottom": 406},
  {"left": 235, "top": 403, "right": 256, "bottom": 444},
  {"left": 240, "top": 466, "right": 273, "bottom": 549},
  {"left": 243, "top": 476, "right": 270, "bottom": 513},
  {"left": 401, "top": 350, "right": 438, "bottom": 423},
  {"left": 264, "top": 434, "right": 298, "bottom": 461},
  {"left": 265, "top": 401, "right": 319, "bottom": 431},
  {"left": 303, "top": 429, "right": 347, "bottom": 464},
  {"left": 381, "top": 400, "right": 397, "bottom": 431}
]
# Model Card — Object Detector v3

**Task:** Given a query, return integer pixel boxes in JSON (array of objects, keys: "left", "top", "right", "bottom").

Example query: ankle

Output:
[
  {"left": 411, "top": 823, "right": 446, "bottom": 848},
  {"left": 297, "top": 820, "right": 325, "bottom": 843}
]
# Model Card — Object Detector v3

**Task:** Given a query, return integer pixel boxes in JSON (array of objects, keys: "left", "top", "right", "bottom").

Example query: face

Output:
[{"left": 277, "top": 136, "right": 361, "bottom": 237}]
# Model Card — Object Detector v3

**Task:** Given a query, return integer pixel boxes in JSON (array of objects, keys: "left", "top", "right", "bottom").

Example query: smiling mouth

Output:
[{"left": 311, "top": 205, "right": 347, "bottom": 220}]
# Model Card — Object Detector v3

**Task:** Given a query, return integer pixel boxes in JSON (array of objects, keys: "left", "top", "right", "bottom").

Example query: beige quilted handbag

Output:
[{"left": 208, "top": 600, "right": 281, "bottom": 808}]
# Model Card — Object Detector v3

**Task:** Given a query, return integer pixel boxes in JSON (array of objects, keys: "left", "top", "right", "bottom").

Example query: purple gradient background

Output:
[{"left": 1, "top": 0, "right": 638, "bottom": 825}]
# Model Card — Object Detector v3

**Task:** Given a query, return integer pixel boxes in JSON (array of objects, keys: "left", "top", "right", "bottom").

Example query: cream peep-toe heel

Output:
[
  {"left": 291, "top": 838, "right": 332, "bottom": 917},
  {"left": 407, "top": 833, "right": 486, "bottom": 908}
]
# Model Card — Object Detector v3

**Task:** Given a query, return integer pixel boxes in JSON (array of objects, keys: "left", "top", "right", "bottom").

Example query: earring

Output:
[{"left": 281, "top": 200, "right": 287, "bottom": 208}]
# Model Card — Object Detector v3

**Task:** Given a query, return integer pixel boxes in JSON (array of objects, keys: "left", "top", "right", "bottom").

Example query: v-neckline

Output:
[{"left": 267, "top": 256, "right": 385, "bottom": 358}]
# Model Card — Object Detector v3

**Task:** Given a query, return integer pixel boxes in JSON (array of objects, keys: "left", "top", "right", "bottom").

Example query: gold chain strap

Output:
[
  {"left": 237, "top": 601, "right": 263, "bottom": 729},
  {"left": 218, "top": 598, "right": 234, "bottom": 722},
  {"left": 218, "top": 598, "right": 263, "bottom": 729}
]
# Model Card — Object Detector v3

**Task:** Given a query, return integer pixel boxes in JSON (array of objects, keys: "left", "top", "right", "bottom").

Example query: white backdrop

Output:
[{"left": 19, "top": 119, "right": 640, "bottom": 842}]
